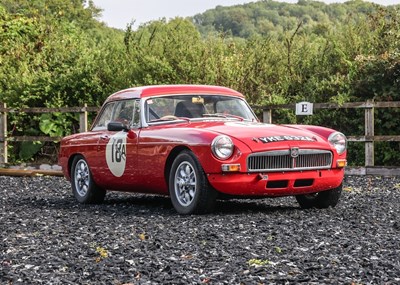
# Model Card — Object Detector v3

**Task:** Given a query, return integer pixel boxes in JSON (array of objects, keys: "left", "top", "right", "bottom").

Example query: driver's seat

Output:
[{"left": 174, "top": 101, "right": 205, "bottom": 118}]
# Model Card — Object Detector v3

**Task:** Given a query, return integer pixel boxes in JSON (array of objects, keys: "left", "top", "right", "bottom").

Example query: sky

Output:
[{"left": 91, "top": 0, "right": 400, "bottom": 30}]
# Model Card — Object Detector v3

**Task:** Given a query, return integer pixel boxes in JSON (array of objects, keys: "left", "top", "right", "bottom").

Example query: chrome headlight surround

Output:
[
  {"left": 328, "top": 132, "right": 347, "bottom": 155},
  {"left": 211, "top": 135, "right": 234, "bottom": 160}
]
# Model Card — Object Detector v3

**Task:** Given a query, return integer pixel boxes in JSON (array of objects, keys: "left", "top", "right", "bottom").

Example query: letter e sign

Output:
[{"left": 296, "top": 102, "right": 313, "bottom": 115}]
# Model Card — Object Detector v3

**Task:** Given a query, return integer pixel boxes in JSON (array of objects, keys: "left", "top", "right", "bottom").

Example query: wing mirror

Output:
[{"left": 107, "top": 121, "right": 129, "bottom": 132}]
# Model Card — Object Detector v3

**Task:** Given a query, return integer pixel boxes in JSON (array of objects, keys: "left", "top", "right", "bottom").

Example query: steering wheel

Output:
[{"left": 160, "top": 115, "right": 179, "bottom": 120}]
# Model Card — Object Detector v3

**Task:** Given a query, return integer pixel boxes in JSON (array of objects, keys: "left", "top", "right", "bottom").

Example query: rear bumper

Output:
[{"left": 207, "top": 169, "right": 344, "bottom": 197}]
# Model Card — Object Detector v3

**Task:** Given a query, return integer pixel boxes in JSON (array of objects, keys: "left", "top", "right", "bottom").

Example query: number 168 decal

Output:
[{"left": 106, "top": 132, "right": 127, "bottom": 177}]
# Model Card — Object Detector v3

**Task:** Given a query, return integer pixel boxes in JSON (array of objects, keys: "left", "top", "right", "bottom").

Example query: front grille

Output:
[{"left": 247, "top": 149, "right": 332, "bottom": 172}]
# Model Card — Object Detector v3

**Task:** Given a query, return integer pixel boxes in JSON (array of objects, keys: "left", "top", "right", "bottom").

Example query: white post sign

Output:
[{"left": 296, "top": 102, "right": 313, "bottom": 115}]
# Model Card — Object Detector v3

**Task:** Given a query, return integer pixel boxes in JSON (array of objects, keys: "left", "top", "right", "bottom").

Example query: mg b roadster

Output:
[{"left": 59, "top": 85, "right": 347, "bottom": 214}]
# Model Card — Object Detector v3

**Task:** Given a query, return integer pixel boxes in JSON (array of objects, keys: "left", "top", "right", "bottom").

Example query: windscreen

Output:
[{"left": 145, "top": 95, "right": 257, "bottom": 123}]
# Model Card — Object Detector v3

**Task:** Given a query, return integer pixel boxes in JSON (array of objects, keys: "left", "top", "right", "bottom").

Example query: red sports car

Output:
[{"left": 59, "top": 85, "right": 347, "bottom": 214}]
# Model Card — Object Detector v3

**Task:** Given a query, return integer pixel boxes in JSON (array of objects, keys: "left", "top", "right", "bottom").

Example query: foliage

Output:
[
  {"left": 39, "top": 113, "right": 75, "bottom": 137},
  {"left": 0, "top": 1, "right": 123, "bottom": 160},
  {"left": 19, "top": 141, "right": 43, "bottom": 161},
  {"left": 192, "top": 0, "right": 386, "bottom": 39},
  {"left": 1, "top": 0, "right": 400, "bottom": 165}
]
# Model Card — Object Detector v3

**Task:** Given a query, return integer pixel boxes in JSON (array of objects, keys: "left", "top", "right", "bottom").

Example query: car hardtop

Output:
[{"left": 104, "top": 84, "right": 245, "bottom": 103}]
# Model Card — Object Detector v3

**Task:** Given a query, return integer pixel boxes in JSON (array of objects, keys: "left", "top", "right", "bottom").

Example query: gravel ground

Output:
[{"left": 1, "top": 175, "right": 400, "bottom": 285}]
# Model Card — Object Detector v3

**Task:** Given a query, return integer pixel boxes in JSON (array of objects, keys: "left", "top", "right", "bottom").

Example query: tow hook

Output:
[{"left": 258, "top": 173, "right": 268, "bottom": 180}]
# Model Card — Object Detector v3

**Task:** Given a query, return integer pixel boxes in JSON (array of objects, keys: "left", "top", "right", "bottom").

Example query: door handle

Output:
[{"left": 100, "top": 135, "right": 109, "bottom": 140}]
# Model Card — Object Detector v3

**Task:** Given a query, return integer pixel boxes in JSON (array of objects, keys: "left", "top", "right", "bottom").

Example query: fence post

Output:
[
  {"left": 79, "top": 104, "right": 88, "bottom": 133},
  {"left": 365, "top": 99, "right": 374, "bottom": 167},
  {"left": 0, "top": 103, "right": 7, "bottom": 164},
  {"left": 263, "top": 109, "right": 272, "bottom": 124}
]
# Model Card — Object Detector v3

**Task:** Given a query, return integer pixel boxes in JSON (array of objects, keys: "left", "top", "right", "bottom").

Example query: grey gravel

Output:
[{"left": 1, "top": 175, "right": 400, "bottom": 284}]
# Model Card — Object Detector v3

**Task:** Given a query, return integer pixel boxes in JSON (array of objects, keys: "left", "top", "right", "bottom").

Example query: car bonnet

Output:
[{"left": 202, "top": 121, "right": 331, "bottom": 152}]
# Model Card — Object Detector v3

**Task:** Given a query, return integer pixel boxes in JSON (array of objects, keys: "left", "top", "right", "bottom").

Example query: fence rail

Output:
[{"left": 0, "top": 101, "right": 399, "bottom": 176}]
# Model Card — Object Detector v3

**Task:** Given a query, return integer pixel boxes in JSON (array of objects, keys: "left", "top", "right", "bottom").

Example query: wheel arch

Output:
[
  {"left": 166, "top": 145, "right": 218, "bottom": 214},
  {"left": 67, "top": 153, "right": 86, "bottom": 179},
  {"left": 164, "top": 146, "right": 191, "bottom": 185}
]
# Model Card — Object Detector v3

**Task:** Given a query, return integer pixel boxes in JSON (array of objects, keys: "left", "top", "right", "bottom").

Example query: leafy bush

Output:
[{"left": 1, "top": 1, "right": 399, "bottom": 165}]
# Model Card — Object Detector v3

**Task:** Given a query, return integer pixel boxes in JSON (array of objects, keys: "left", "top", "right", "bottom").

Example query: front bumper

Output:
[{"left": 207, "top": 168, "right": 344, "bottom": 197}]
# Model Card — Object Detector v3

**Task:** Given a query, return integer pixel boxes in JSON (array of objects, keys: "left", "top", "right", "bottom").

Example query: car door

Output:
[{"left": 91, "top": 99, "right": 140, "bottom": 190}]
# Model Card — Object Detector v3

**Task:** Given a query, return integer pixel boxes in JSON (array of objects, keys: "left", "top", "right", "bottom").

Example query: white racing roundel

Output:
[{"left": 106, "top": 132, "right": 127, "bottom": 177}]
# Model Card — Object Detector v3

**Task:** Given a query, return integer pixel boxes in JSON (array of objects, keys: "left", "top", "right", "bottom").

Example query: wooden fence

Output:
[
  {"left": 0, "top": 103, "right": 98, "bottom": 164},
  {"left": 260, "top": 100, "right": 400, "bottom": 176},
  {"left": 0, "top": 100, "right": 399, "bottom": 176}
]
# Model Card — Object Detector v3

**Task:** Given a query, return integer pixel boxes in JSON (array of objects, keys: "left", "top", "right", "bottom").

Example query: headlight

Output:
[
  {"left": 328, "top": 132, "right": 347, "bottom": 155},
  {"left": 211, "top": 135, "right": 234, "bottom": 160}
]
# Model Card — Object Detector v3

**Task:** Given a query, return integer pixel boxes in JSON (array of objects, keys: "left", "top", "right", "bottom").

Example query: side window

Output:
[
  {"left": 92, "top": 102, "right": 115, "bottom": 131},
  {"left": 114, "top": 99, "right": 140, "bottom": 128},
  {"left": 92, "top": 100, "right": 140, "bottom": 131}
]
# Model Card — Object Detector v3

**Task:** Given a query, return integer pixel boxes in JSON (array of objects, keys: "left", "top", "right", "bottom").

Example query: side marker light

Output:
[
  {"left": 337, "top": 159, "right": 347, "bottom": 168},
  {"left": 221, "top": 164, "right": 241, "bottom": 172}
]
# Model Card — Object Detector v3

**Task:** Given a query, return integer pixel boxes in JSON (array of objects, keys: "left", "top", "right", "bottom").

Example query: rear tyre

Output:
[
  {"left": 71, "top": 155, "right": 106, "bottom": 204},
  {"left": 295, "top": 183, "right": 342, "bottom": 209},
  {"left": 169, "top": 150, "right": 217, "bottom": 214}
]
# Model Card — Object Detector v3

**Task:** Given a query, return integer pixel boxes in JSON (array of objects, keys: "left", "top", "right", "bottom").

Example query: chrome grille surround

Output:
[{"left": 247, "top": 149, "right": 332, "bottom": 172}]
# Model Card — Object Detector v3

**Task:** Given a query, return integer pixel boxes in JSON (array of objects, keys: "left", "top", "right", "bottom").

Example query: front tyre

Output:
[
  {"left": 71, "top": 155, "right": 106, "bottom": 204},
  {"left": 169, "top": 150, "right": 217, "bottom": 214},
  {"left": 295, "top": 183, "right": 342, "bottom": 209}
]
